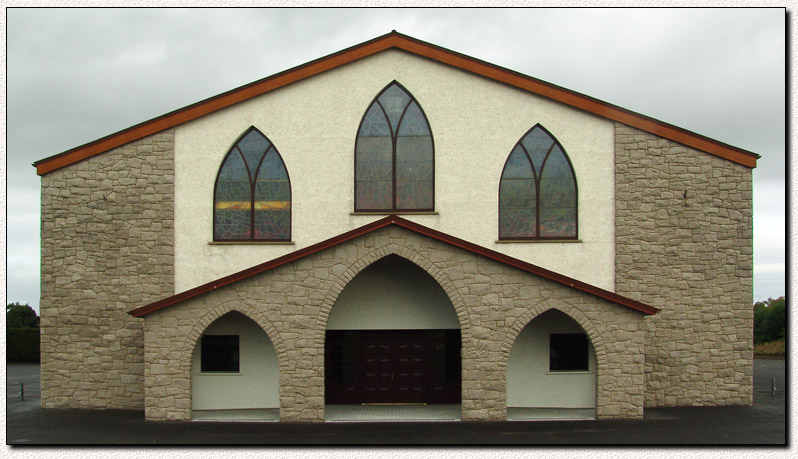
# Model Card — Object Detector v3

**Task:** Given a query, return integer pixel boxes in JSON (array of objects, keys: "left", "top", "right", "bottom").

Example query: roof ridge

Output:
[{"left": 35, "top": 31, "right": 757, "bottom": 175}]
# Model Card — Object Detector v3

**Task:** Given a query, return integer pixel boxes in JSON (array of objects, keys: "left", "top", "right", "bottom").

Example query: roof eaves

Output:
[
  {"left": 388, "top": 217, "right": 659, "bottom": 315},
  {"left": 33, "top": 31, "right": 403, "bottom": 175},
  {"left": 35, "top": 31, "right": 758, "bottom": 175},
  {"left": 388, "top": 32, "right": 759, "bottom": 166},
  {"left": 127, "top": 216, "right": 397, "bottom": 317}
]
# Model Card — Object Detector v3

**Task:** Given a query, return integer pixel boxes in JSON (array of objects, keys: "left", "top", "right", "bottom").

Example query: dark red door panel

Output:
[
  {"left": 326, "top": 330, "right": 460, "bottom": 405},
  {"left": 363, "top": 341, "right": 394, "bottom": 403}
]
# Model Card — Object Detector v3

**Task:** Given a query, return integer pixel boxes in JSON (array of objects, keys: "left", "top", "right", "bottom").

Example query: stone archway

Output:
[
  {"left": 189, "top": 311, "right": 280, "bottom": 420},
  {"left": 318, "top": 248, "right": 469, "bottom": 418},
  {"left": 315, "top": 244, "right": 472, "bottom": 341},
  {"left": 177, "top": 301, "right": 288, "bottom": 421},
  {"left": 500, "top": 299, "right": 608, "bottom": 420}
]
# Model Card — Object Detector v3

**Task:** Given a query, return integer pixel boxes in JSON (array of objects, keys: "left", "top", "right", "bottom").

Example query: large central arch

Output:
[
  {"left": 319, "top": 249, "right": 467, "bottom": 407},
  {"left": 316, "top": 244, "right": 472, "bottom": 343}
]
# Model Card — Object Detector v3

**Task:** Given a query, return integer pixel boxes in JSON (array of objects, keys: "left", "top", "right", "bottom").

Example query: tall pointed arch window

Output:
[
  {"left": 499, "top": 125, "right": 577, "bottom": 239},
  {"left": 355, "top": 82, "right": 434, "bottom": 211},
  {"left": 213, "top": 127, "right": 291, "bottom": 241}
]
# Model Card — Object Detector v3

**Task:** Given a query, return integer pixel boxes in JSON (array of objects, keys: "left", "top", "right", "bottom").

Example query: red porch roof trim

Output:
[
  {"left": 129, "top": 215, "right": 659, "bottom": 318},
  {"left": 36, "top": 32, "right": 757, "bottom": 175}
]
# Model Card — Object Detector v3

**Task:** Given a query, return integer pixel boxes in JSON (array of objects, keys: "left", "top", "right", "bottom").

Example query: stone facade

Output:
[
  {"left": 614, "top": 123, "right": 754, "bottom": 407},
  {"left": 40, "top": 130, "right": 175, "bottom": 409},
  {"left": 36, "top": 54, "right": 756, "bottom": 421},
  {"left": 142, "top": 225, "right": 647, "bottom": 421},
  {"left": 37, "top": 121, "right": 755, "bottom": 419}
]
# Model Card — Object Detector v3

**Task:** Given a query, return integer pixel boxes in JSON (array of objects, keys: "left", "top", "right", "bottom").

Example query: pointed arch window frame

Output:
[
  {"left": 212, "top": 126, "right": 292, "bottom": 242},
  {"left": 354, "top": 81, "right": 436, "bottom": 212},
  {"left": 498, "top": 124, "right": 579, "bottom": 240}
]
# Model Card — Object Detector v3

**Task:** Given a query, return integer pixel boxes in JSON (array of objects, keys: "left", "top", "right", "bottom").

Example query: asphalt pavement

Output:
[{"left": 5, "top": 359, "right": 787, "bottom": 445}]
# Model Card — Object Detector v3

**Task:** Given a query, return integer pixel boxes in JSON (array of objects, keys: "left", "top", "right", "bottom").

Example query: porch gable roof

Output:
[{"left": 129, "top": 215, "right": 659, "bottom": 317}]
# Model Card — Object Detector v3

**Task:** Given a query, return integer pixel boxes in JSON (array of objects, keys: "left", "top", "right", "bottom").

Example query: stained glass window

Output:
[
  {"left": 499, "top": 125, "right": 577, "bottom": 239},
  {"left": 355, "top": 82, "right": 433, "bottom": 211},
  {"left": 214, "top": 127, "right": 291, "bottom": 241}
]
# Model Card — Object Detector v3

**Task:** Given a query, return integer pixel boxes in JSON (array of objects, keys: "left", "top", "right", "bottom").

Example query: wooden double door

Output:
[{"left": 325, "top": 329, "right": 461, "bottom": 404}]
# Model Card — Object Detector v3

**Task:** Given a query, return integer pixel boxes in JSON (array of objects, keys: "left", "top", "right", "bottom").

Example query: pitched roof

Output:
[
  {"left": 129, "top": 215, "right": 659, "bottom": 317},
  {"left": 35, "top": 31, "right": 758, "bottom": 175}
]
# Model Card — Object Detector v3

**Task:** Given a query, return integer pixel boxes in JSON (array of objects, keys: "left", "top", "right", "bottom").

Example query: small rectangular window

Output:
[
  {"left": 201, "top": 335, "right": 239, "bottom": 372},
  {"left": 549, "top": 333, "right": 588, "bottom": 371}
]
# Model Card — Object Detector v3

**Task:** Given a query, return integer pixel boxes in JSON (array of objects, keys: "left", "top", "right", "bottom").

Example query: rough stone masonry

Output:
[
  {"left": 40, "top": 130, "right": 175, "bottom": 409},
  {"left": 37, "top": 121, "right": 753, "bottom": 419},
  {"left": 142, "top": 226, "right": 647, "bottom": 421},
  {"left": 615, "top": 123, "right": 753, "bottom": 408}
]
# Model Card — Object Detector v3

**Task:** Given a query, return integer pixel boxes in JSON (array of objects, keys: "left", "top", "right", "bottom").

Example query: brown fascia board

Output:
[
  {"left": 35, "top": 31, "right": 758, "bottom": 176},
  {"left": 129, "top": 215, "right": 659, "bottom": 318}
]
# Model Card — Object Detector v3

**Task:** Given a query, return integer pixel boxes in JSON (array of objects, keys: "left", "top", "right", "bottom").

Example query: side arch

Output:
[
  {"left": 177, "top": 300, "right": 289, "bottom": 387},
  {"left": 314, "top": 243, "right": 472, "bottom": 347},
  {"left": 499, "top": 298, "right": 607, "bottom": 375}
]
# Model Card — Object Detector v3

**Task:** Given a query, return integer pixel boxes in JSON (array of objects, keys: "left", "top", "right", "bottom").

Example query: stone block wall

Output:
[
  {"left": 615, "top": 123, "right": 754, "bottom": 407},
  {"left": 142, "top": 225, "right": 647, "bottom": 421},
  {"left": 40, "top": 130, "right": 175, "bottom": 409}
]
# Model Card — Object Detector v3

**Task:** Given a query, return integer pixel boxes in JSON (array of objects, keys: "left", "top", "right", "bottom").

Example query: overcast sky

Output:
[{"left": 6, "top": 8, "right": 786, "bottom": 312}]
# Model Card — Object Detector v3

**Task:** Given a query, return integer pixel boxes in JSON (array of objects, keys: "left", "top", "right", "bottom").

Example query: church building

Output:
[{"left": 35, "top": 32, "right": 757, "bottom": 422}]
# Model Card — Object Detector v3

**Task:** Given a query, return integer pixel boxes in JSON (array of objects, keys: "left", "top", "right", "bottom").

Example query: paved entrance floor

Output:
[
  {"left": 191, "top": 406, "right": 596, "bottom": 422},
  {"left": 507, "top": 407, "right": 595, "bottom": 421},
  {"left": 5, "top": 359, "right": 786, "bottom": 444},
  {"left": 325, "top": 404, "right": 461, "bottom": 422},
  {"left": 192, "top": 409, "right": 279, "bottom": 422}
]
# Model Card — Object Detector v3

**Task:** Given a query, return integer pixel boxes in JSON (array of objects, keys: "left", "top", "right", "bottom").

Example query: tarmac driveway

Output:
[{"left": 5, "top": 359, "right": 786, "bottom": 445}]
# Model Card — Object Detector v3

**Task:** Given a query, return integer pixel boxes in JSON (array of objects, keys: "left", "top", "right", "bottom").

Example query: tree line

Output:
[
  {"left": 7, "top": 302, "right": 40, "bottom": 362},
  {"left": 754, "top": 296, "right": 785, "bottom": 345}
]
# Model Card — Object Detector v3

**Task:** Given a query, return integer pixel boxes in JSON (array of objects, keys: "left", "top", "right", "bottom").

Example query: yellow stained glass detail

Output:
[{"left": 215, "top": 201, "right": 291, "bottom": 210}]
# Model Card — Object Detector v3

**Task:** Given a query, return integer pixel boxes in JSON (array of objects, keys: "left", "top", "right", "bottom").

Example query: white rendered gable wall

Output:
[{"left": 174, "top": 50, "right": 615, "bottom": 294}]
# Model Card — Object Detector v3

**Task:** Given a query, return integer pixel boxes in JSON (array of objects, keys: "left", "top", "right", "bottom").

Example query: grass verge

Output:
[{"left": 754, "top": 339, "right": 785, "bottom": 358}]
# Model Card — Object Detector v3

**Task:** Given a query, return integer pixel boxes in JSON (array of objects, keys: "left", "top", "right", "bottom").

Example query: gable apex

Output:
[{"left": 34, "top": 30, "right": 758, "bottom": 175}]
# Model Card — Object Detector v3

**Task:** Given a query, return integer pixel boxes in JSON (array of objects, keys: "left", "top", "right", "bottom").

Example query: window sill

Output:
[
  {"left": 351, "top": 211, "right": 439, "bottom": 216},
  {"left": 496, "top": 239, "right": 582, "bottom": 243},
  {"left": 546, "top": 370, "right": 592, "bottom": 375},
  {"left": 197, "top": 372, "right": 243, "bottom": 376},
  {"left": 209, "top": 241, "right": 295, "bottom": 245}
]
